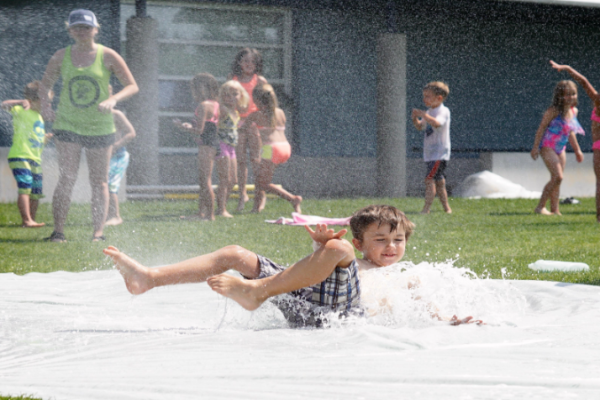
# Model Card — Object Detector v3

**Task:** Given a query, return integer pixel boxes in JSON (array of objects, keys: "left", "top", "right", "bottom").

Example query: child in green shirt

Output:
[{"left": 1, "top": 81, "right": 53, "bottom": 227}]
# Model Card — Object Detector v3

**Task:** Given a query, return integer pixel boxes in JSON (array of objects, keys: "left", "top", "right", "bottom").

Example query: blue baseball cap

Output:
[{"left": 68, "top": 9, "right": 99, "bottom": 28}]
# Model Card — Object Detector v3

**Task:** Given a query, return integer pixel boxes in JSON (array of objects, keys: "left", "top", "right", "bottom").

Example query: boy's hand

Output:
[
  {"left": 304, "top": 224, "right": 347, "bottom": 245},
  {"left": 44, "top": 133, "right": 53, "bottom": 144},
  {"left": 412, "top": 109, "right": 426, "bottom": 119}
]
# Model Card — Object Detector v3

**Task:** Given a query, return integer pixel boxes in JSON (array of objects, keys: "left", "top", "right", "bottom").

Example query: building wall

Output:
[{"left": 2, "top": 0, "right": 600, "bottom": 201}]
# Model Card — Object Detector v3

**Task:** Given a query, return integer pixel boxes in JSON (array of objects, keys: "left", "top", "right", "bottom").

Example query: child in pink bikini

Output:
[
  {"left": 245, "top": 84, "right": 302, "bottom": 213},
  {"left": 550, "top": 60, "right": 600, "bottom": 222},
  {"left": 531, "top": 78, "right": 585, "bottom": 216}
]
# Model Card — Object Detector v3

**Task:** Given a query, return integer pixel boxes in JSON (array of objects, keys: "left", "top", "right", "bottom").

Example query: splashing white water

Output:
[{"left": 1, "top": 263, "right": 599, "bottom": 399}]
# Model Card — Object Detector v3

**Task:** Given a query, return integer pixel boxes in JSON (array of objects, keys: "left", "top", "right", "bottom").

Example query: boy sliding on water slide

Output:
[{"left": 104, "top": 205, "right": 478, "bottom": 327}]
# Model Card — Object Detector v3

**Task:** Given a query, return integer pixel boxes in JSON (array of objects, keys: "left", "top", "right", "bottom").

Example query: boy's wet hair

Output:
[
  {"left": 424, "top": 81, "right": 449, "bottom": 99},
  {"left": 350, "top": 205, "right": 415, "bottom": 241},
  {"left": 23, "top": 81, "right": 49, "bottom": 102}
]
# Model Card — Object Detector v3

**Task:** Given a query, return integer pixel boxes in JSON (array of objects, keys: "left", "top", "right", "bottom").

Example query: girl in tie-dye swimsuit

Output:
[
  {"left": 531, "top": 79, "right": 584, "bottom": 216},
  {"left": 550, "top": 60, "right": 600, "bottom": 222}
]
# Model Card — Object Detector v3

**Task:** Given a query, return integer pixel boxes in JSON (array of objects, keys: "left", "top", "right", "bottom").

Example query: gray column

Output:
[
  {"left": 125, "top": 16, "right": 159, "bottom": 186},
  {"left": 376, "top": 33, "right": 407, "bottom": 197}
]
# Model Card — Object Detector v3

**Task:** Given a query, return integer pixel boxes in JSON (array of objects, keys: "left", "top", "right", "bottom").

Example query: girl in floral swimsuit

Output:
[{"left": 531, "top": 79, "right": 584, "bottom": 216}]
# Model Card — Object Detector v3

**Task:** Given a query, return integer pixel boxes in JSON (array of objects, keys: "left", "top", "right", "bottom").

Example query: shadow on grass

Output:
[{"left": 0, "top": 238, "right": 46, "bottom": 243}]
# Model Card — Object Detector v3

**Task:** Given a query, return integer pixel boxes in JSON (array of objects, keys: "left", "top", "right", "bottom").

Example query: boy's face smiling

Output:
[{"left": 352, "top": 222, "right": 406, "bottom": 268}]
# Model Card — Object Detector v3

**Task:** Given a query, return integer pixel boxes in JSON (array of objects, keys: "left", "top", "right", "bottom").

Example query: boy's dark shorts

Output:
[
  {"left": 425, "top": 160, "right": 448, "bottom": 181},
  {"left": 54, "top": 130, "right": 115, "bottom": 148},
  {"left": 245, "top": 254, "right": 364, "bottom": 328}
]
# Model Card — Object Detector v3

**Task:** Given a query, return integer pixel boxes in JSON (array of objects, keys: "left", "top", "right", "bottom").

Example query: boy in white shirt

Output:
[{"left": 412, "top": 81, "right": 452, "bottom": 214}]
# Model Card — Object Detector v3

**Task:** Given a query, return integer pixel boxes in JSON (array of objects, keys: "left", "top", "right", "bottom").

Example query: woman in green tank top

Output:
[{"left": 39, "top": 9, "right": 138, "bottom": 242}]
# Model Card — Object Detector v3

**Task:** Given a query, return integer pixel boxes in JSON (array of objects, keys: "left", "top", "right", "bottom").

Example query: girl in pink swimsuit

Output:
[
  {"left": 230, "top": 48, "right": 269, "bottom": 212},
  {"left": 551, "top": 60, "right": 600, "bottom": 221},
  {"left": 244, "top": 84, "right": 302, "bottom": 214},
  {"left": 531, "top": 79, "right": 584, "bottom": 216},
  {"left": 173, "top": 73, "right": 220, "bottom": 220}
]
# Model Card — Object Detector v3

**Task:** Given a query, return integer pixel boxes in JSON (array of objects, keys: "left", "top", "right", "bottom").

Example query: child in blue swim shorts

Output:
[
  {"left": 105, "top": 103, "right": 136, "bottom": 226},
  {"left": 2, "top": 81, "right": 53, "bottom": 228}
]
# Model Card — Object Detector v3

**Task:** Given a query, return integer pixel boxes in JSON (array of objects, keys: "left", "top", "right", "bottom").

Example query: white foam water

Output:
[{"left": 1, "top": 262, "right": 600, "bottom": 399}]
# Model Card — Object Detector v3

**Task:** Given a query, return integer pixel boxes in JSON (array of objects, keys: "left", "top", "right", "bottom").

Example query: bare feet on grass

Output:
[
  {"left": 216, "top": 210, "right": 234, "bottom": 218},
  {"left": 207, "top": 274, "right": 266, "bottom": 311},
  {"left": 180, "top": 213, "right": 214, "bottom": 221},
  {"left": 535, "top": 207, "right": 553, "bottom": 215},
  {"left": 22, "top": 221, "right": 45, "bottom": 228},
  {"left": 236, "top": 194, "right": 250, "bottom": 212},
  {"left": 105, "top": 217, "right": 123, "bottom": 226},
  {"left": 103, "top": 246, "right": 154, "bottom": 295}
]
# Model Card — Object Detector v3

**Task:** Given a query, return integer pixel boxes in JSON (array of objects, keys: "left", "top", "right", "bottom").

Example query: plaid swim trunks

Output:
[{"left": 250, "top": 254, "right": 364, "bottom": 328}]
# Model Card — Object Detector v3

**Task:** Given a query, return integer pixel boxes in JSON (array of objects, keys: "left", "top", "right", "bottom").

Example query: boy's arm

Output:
[
  {"left": 112, "top": 109, "right": 136, "bottom": 149},
  {"left": 412, "top": 109, "right": 442, "bottom": 129},
  {"left": 1, "top": 99, "right": 29, "bottom": 111},
  {"left": 550, "top": 60, "right": 600, "bottom": 108}
]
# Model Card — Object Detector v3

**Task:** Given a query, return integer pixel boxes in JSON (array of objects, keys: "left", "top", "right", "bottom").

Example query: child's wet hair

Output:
[
  {"left": 424, "top": 81, "right": 449, "bottom": 99},
  {"left": 253, "top": 84, "right": 278, "bottom": 127},
  {"left": 23, "top": 81, "right": 49, "bottom": 102},
  {"left": 191, "top": 73, "right": 219, "bottom": 102},
  {"left": 231, "top": 47, "right": 263, "bottom": 77},
  {"left": 218, "top": 80, "right": 249, "bottom": 110},
  {"left": 552, "top": 80, "right": 578, "bottom": 115},
  {"left": 350, "top": 205, "right": 415, "bottom": 241}
]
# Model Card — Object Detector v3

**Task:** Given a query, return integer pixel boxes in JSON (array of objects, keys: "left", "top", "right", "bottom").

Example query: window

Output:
[{"left": 120, "top": 1, "right": 292, "bottom": 151}]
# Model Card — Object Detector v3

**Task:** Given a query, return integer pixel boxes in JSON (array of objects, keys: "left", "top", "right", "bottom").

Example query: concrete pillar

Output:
[
  {"left": 376, "top": 33, "right": 407, "bottom": 197},
  {"left": 125, "top": 16, "right": 159, "bottom": 186}
]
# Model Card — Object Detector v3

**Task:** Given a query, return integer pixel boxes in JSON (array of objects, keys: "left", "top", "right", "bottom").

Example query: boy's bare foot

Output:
[
  {"left": 103, "top": 246, "right": 154, "bottom": 295},
  {"left": 444, "top": 208, "right": 452, "bottom": 214},
  {"left": 552, "top": 211, "right": 562, "bottom": 216},
  {"left": 236, "top": 194, "right": 250, "bottom": 212},
  {"left": 292, "top": 195, "right": 302, "bottom": 214},
  {"left": 251, "top": 194, "right": 267, "bottom": 213},
  {"left": 105, "top": 217, "right": 123, "bottom": 226},
  {"left": 535, "top": 207, "right": 552, "bottom": 215},
  {"left": 216, "top": 210, "right": 234, "bottom": 218},
  {"left": 420, "top": 209, "right": 430, "bottom": 214},
  {"left": 22, "top": 221, "right": 45, "bottom": 228},
  {"left": 207, "top": 274, "right": 265, "bottom": 311}
]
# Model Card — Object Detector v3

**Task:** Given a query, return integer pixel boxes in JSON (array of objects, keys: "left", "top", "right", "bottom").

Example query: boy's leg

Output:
[
  {"left": 103, "top": 244, "right": 261, "bottom": 295},
  {"left": 17, "top": 194, "right": 43, "bottom": 227},
  {"left": 105, "top": 193, "right": 123, "bottom": 226},
  {"left": 421, "top": 178, "right": 436, "bottom": 214},
  {"left": 29, "top": 198, "right": 40, "bottom": 222},
  {"left": 435, "top": 178, "right": 452, "bottom": 213},
  {"left": 208, "top": 239, "right": 353, "bottom": 311}
]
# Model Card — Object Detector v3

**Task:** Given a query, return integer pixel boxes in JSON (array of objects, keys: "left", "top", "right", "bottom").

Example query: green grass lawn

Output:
[{"left": 0, "top": 196, "right": 599, "bottom": 284}]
